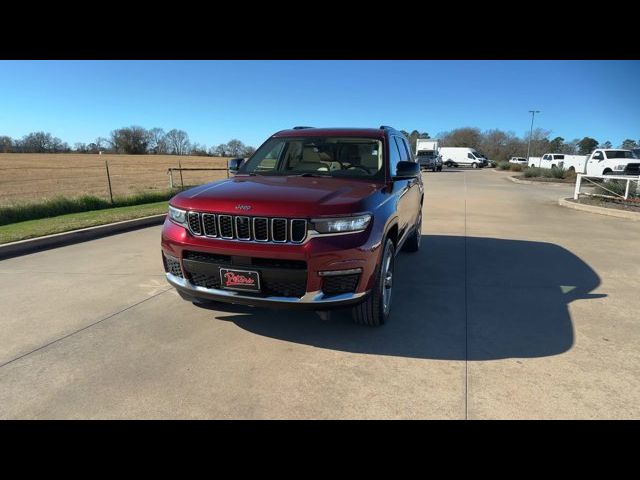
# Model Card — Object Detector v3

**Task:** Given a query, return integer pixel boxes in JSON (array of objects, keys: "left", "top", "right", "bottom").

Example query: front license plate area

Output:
[{"left": 219, "top": 268, "right": 261, "bottom": 292}]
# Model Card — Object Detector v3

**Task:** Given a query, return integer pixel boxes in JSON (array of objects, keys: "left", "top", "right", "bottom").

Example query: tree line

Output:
[
  {"left": 1, "top": 126, "right": 638, "bottom": 161},
  {"left": 401, "top": 128, "right": 639, "bottom": 162},
  {"left": 0, "top": 126, "right": 256, "bottom": 157}
]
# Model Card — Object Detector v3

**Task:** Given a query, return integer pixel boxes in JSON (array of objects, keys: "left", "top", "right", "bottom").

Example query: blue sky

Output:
[{"left": 0, "top": 60, "right": 638, "bottom": 148}]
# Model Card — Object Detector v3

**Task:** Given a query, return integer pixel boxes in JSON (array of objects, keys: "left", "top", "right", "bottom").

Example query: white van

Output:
[{"left": 439, "top": 147, "right": 485, "bottom": 168}]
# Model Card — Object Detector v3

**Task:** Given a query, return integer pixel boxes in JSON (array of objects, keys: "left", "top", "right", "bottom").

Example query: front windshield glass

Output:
[
  {"left": 238, "top": 137, "right": 384, "bottom": 179},
  {"left": 605, "top": 150, "right": 635, "bottom": 159}
]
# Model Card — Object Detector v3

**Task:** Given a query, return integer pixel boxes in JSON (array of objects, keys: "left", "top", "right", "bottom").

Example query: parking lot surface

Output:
[{"left": 1, "top": 168, "right": 639, "bottom": 419}]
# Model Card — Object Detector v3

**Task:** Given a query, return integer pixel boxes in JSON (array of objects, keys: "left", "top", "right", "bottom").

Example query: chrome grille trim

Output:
[
  {"left": 271, "top": 218, "right": 287, "bottom": 243},
  {"left": 218, "top": 215, "right": 234, "bottom": 239},
  {"left": 252, "top": 217, "right": 269, "bottom": 242},
  {"left": 201, "top": 213, "right": 217, "bottom": 237},
  {"left": 185, "top": 212, "right": 308, "bottom": 244},
  {"left": 235, "top": 216, "right": 251, "bottom": 241},
  {"left": 187, "top": 211, "right": 202, "bottom": 236},
  {"left": 290, "top": 219, "right": 307, "bottom": 243}
]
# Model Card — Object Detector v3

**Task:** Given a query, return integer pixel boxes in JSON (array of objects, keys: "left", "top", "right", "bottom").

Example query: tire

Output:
[
  {"left": 352, "top": 238, "right": 395, "bottom": 327},
  {"left": 472, "top": 162, "right": 478, "bottom": 169},
  {"left": 437, "top": 166, "right": 442, "bottom": 172},
  {"left": 402, "top": 209, "right": 422, "bottom": 253}
]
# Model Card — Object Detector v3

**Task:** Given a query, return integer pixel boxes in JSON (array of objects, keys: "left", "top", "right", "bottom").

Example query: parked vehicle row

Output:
[{"left": 528, "top": 149, "right": 640, "bottom": 176}]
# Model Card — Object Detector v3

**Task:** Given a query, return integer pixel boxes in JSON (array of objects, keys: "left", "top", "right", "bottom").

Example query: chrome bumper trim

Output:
[{"left": 166, "top": 272, "right": 368, "bottom": 304}]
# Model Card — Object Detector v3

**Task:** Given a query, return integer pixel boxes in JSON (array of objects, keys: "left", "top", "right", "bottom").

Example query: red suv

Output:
[{"left": 161, "top": 126, "right": 423, "bottom": 326}]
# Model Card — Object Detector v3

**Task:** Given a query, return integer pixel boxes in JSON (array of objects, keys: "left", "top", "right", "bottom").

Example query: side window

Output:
[
  {"left": 389, "top": 137, "right": 402, "bottom": 173},
  {"left": 555, "top": 155, "right": 564, "bottom": 160},
  {"left": 593, "top": 151, "right": 604, "bottom": 160},
  {"left": 468, "top": 153, "right": 475, "bottom": 159},
  {"left": 394, "top": 137, "right": 409, "bottom": 162},
  {"left": 401, "top": 137, "right": 414, "bottom": 162}
]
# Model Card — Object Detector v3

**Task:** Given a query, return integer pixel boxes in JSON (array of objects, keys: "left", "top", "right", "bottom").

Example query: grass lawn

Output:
[{"left": 0, "top": 201, "right": 168, "bottom": 244}]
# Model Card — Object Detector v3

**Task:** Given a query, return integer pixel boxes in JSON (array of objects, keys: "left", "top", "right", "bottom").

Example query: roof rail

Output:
[
  {"left": 379, "top": 125, "right": 395, "bottom": 131},
  {"left": 293, "top": 126, "right": 314, "bottom": 130}
]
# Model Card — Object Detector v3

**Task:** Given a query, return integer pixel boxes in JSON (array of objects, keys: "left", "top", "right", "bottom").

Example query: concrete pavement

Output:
[{"left": 1, "top": 168, "right": 638, "bottom": 419}]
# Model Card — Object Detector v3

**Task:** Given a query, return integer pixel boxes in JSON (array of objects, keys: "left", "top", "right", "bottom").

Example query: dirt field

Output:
[{"left": 0, "top": 153, "right": 230, "bottom": 205}]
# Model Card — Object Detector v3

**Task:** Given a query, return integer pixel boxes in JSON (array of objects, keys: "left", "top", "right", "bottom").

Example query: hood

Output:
[{"left": 169, "top": 175, "right": 385, "bottom": 217}]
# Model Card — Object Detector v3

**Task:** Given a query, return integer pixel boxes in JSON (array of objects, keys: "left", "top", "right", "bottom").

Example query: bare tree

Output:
[
  {"left": 226, "top": 139, "right": 245, "bottom": 157},
  {"left": 166, "top": 129, "right": 190, "bottom": 155},
  {"left": 148, "top": 128, "right": 168, "bottom": 154},
  {"left": 439, "top": 127, "right": 483, "bottom": 150},
  {"left": 110, "top": 126, "right": 150, "bottom": 154},
  {"left": 212, "top": 144, "right": 228, "bottom": 157},
  {"left": 0, "top": 135, "right": 13, "bottom": 153}
]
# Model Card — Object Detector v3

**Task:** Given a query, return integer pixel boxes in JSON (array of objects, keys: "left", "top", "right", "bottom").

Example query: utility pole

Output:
[{"left": 527, "top": 110, "right": 540, "bottom": 166}]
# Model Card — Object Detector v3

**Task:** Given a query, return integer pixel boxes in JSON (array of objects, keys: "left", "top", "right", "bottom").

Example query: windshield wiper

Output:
[{"left": 288, "top": 172, "right": 331, "bottom": 177}]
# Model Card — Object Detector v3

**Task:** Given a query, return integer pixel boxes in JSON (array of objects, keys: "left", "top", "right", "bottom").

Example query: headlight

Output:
[
  {"left": 311, "top": 214, "right": 371, "bottom": 234},
  {"left": 168, "top": 205, "right": 187, "bottom": 226},
  {"left": 614, "top": 164, "right": 625, "bottom": 171}
]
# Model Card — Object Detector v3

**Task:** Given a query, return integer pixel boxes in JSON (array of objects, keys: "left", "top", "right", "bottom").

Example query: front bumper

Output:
[{"left": 166, "top": 272, "right": 369, "bottom": 310}]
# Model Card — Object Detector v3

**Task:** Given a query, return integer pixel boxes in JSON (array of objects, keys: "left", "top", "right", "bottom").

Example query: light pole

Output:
[{"left": 526, "top": 110, "right": 540, "bottom": 166}]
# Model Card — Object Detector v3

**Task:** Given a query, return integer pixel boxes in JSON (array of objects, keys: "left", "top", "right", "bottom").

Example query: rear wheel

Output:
[{"left": 352, "top": 238, "right": 395, "bottom": 326}]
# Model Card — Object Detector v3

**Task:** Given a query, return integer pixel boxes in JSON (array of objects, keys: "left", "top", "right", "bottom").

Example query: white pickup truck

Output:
[{"left": 562, "top": 149, "right": 640, "bottom": 176}]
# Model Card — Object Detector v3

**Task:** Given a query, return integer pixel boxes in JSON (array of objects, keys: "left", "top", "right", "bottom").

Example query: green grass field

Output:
[{"left": 0, "top": 201, "right": 168, "bottom": 244}]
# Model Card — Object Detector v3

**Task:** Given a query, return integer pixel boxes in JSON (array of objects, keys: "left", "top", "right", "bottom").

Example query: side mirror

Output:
[
  {"left": 393, "top": 161, "right": 420, "bottom": 179},
  {"left": 228, "top": 157, "right": 245, "bottom": 175}
]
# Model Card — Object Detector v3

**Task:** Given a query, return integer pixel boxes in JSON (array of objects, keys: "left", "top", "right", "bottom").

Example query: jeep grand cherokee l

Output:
[{"left": 161, "top": 126, "right": 423, "bottom": 326}]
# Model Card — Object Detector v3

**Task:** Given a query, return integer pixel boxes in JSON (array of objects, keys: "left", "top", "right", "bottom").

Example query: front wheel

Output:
[
  {"left": 352, "top": 238, "right": 395, "bottom": 326},
  {"left": 472, "top": 162, "right": 478, "bottom": 169}
]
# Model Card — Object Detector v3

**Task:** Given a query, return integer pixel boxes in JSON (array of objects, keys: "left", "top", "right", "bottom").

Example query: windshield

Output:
[
  {"left": 238, "top": 136, "right": 384, "bottom": 179},
  {"left": 472, "top": 151, "right": 485, "bottom": 159},
  {"left": 417, "top": 150, "right": 436, "bottom": 158},
  {"left": 605, "top": 150, "right": 635, "bottom": 159}
]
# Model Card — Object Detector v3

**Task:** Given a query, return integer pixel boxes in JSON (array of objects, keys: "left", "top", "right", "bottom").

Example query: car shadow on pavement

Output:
[{"left": 194, "top": 235, "right": 604, "bottom": 361}]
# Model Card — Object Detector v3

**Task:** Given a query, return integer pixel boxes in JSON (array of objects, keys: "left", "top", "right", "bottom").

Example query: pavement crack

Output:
[{"left": 0, "top": 287, "right": 172, "bottom": 370}]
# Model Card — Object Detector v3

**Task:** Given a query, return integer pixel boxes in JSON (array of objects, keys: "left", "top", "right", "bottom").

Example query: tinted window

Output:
[
  {"left": 394, "top": 137, "right": 409, "bottom": 162},
  {"left": 468, "top": 153, "right": 475, "bottom": 159},
  {"left": 554, "top": 155, "right": 565, "bottom": 160},
  {"left": 605, "top": 150, "right": 634, "bottom": 159},
  {"left": 401, "top": 137, "right": 414, "bottom": 162},
  {"left": 389, "top": 137, "right": 402, "bottom": 172}
]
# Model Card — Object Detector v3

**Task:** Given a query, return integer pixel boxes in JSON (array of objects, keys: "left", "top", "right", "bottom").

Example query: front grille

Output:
[
  {"left": 189, "top": 272, "right": 221, "bottom": 289},
  {"left": 184, "top": 211, "right": 307, "bottom": 244},
  {"left": 183, "top": 251, "right": 232, "bottom": 265},
  {"left": 187, "top": 211, "right": 202, "bottom": 235},
  {"left": 251, "top": 258, "right": 307, "bottom": 270},
  {"left": 235, "top": 216, "right": 251, "bottom": 240},
  {"left": 263, "top": 279, "right": 307, "bottom": 297},
  {"left": 202, "top": 214, "right": 217, "bottom": 236},
  {"left": 624, "top": 163, "right": 640, "bottom": 175},
  {"left": 163, "top": 254, "right": 184, "bottom": 278},
  {"left": 219, "top": 215, "right": 233, "bottom": 238},
  {"left": 253, "top": 218, "right": 269, "bottom": 241},
  {"left": 272, "top": 218, "right": 287, "bottom": 242},
  {"left": 181, "top": 251, "right": 308, "bottom": 298},
  {"left": 322, "top": 274, "right": 360, "bottom": 295}
]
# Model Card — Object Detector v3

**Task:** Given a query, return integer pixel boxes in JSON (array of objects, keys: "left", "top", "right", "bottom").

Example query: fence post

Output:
[
  {"left": 178, "top": 160, "right": 184, "bottom": 189},
  {"left": 105, "top": 160, "right": 114, "bottom": 204},
  {"left": 574, "top": 174, "right": 582, "bottom": 200},
  {"left": 168, "top": 169, "right": 174, "bottom": 189}
]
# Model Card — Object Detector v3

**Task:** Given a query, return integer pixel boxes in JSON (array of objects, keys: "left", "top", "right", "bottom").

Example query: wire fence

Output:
[{"left": 0, "top": 153, "right": 230, "bottom": 206}]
